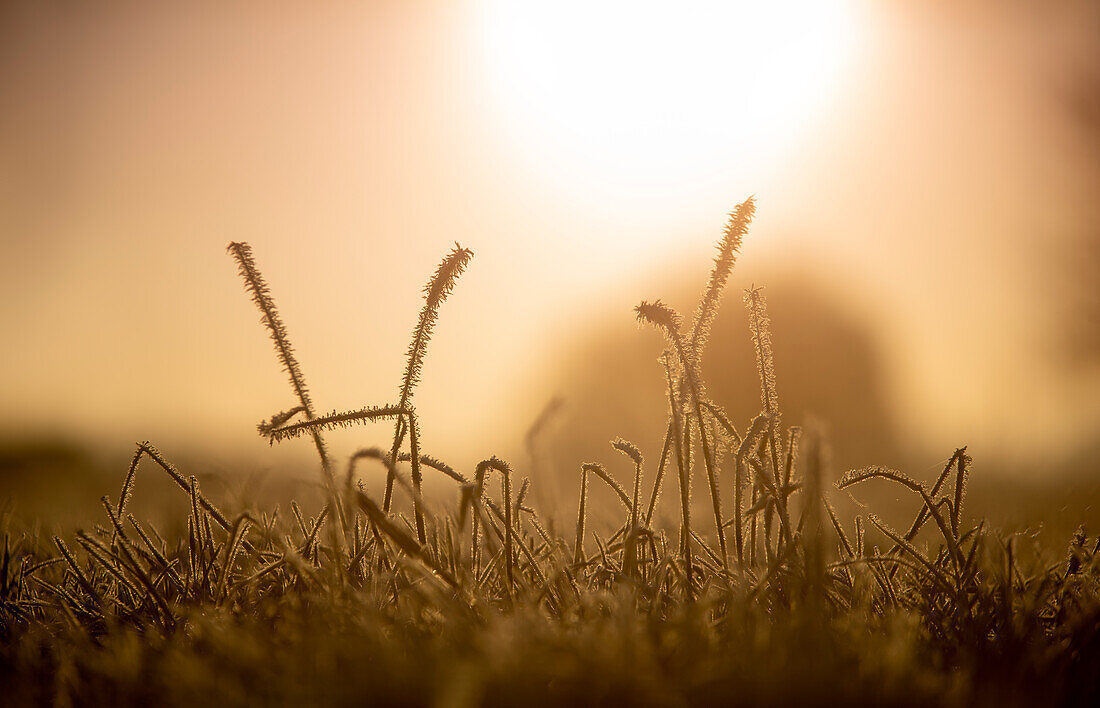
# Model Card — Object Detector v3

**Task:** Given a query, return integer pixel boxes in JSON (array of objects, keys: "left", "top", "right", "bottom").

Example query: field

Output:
[{"left": 2, "top": 202, "right": 1099, "bottom": 707}]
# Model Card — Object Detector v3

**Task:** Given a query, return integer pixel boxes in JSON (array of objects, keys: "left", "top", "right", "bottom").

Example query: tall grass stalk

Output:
[
  {"left": 687, "top": 196, "right": 756, "bottom": 366},
  {"left": 227, "top": 243, "right": 335, "bottom": 486},
  {"left": 635, "top": 301, "right": 728, "bottom": 569},
  {"left": 663, "top": 353, "right": 693, "bottom": 598},
  {"left": 744, "top": 287, "right": 792, "bottom": 547},
  {"left": 574, "top": 465, "right": 590, "bottom": 566},
  {"left": 386, "top": 244, "right": 474, "bottom": 510}
]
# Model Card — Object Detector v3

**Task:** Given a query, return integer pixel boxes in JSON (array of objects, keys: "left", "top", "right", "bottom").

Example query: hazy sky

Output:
[{"left": 2, "top": 0, "right": 1097, "bottom": 477}]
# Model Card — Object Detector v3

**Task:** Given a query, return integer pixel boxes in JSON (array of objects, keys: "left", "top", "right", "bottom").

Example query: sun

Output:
[{"left": 476, "top": 0, "right": 863, "bottom": 197}]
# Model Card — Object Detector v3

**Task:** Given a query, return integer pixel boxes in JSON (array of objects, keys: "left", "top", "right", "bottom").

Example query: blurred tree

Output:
[
  {"left": 1064, "top": 60, "right": 1100, "bottom": 365},
  {"left": 532, "top": 270, "right": 905, "bottom": 513}
]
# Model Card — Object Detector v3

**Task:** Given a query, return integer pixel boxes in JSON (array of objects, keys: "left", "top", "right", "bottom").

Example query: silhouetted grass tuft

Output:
[{"left": 2, "top": 205, "right": 1098, "bottom": 707}]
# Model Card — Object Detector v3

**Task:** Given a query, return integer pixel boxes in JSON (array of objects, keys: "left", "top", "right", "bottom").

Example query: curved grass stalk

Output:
[
  {"left": 397, "top": 452, "right": 469, "bottom": 485},
  {"left": 346, "top": 447, "right": 430, "bottom": 542},
  {"left": 475, "top": 457, "right": 514, "bottom": 595},
  {"left": 612, "top": 439, "right": 644, "bottom": 529},
  {"left": 613, "top": 438, "right": 644, "bottom": 577},
  {"left": 839, "top": 466, "right": 962, "bottom": 570},
  {"left": 469, "top": 492, "right": 506, "bottom": 583},
  {"left": 877, "top": 448, "right": 967, "bottom": 579},
  {"left": 264, "top": 404, "right": 426, "bottom": 538},
  {"left": 584, "top": 462, "right": 631, "bottom": 510},
  {"left": 576, "top": 461, "right": 637, "bottom": 578}
]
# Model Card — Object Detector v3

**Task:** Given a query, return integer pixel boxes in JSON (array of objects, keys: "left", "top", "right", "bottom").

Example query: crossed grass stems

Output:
[{"left": 22, "top": 198, "right": 1029, "bottom": 627}]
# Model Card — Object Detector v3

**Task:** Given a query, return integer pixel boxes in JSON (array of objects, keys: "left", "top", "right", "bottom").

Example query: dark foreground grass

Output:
[
  {"left": 3, "top": 496, "right": 1099, "bottom": 708},
  {"left": 3, "top": 202, "right": 1100, "bottom": 706}
]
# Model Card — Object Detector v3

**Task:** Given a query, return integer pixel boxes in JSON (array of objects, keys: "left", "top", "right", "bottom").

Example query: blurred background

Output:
[{"left": 2, "top": 0, "right": 1098, "bottom": 534}]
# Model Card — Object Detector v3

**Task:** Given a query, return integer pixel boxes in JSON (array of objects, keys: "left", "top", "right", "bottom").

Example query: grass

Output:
[{"left": 3, "top": 200, "right": 1100, "bottom": 707}]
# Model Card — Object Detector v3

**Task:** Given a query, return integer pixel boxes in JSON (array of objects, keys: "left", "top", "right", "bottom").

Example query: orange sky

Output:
[{"left": 1, "top": 0, "right": 1098, "bottom": 478}]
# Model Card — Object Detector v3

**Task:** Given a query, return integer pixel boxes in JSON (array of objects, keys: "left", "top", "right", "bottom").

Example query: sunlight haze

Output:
[{"left": 1, "top": 0, "right": 1097, "bottom": 481}]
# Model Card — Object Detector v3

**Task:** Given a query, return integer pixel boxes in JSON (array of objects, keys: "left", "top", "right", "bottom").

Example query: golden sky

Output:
[{"left": 1, "top": 1, "right": 1098, "bottom": 478}]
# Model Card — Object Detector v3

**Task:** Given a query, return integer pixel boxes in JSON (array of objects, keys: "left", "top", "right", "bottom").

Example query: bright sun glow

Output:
[{"left": 477, "top": 0, "right": 863, "bottom": 197}]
